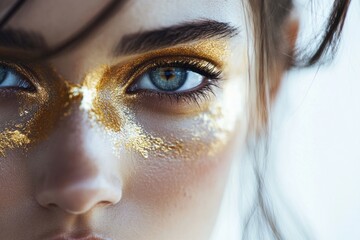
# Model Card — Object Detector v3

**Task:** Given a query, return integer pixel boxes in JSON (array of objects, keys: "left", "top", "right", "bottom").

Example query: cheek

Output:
[
  {"left": 120, "top": 125, "right": 243, "bottom": 239},
  {"left": 114, "top": 75, "right": 247, "bottom": 234},
  {"left": 0, "top": 156, "right": 27, "bottom": 206},
  {"left": 127, "top": 128, "right": 241, "bottom": 209},
  {"left": 0, "top": 153, "right": 40, "bottom": 240}
]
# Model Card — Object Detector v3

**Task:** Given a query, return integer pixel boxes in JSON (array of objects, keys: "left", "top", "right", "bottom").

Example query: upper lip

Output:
[
  {"left": 44, "top": 230, "right": 111, "bottom": 240},
  {"left": 52, "top": 237, "right": 106, "bottom": 240},
  {"left": 51, "top": 237, "right": 107, "bottom": 240}
]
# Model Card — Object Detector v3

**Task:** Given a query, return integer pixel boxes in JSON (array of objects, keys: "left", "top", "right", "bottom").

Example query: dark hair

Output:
[{"left": 0, "top": 0, "right": 352, "bottom": 239}]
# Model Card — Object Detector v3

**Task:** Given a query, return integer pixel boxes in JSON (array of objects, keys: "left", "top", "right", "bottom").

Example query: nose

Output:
[
  {"left": 34, "top": 113, "right": 122, "bottom": 215},
  {"left": 37, "top": 175, "right": 122, "bottom": 215}
]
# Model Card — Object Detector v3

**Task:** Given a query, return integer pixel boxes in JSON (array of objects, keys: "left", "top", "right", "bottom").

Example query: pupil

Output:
[
  {"left": 162, "top": 68, "right": 176, "bottom": 81},
  {"left": 150, "top": 67, "right": 187, "bottom": 91}
]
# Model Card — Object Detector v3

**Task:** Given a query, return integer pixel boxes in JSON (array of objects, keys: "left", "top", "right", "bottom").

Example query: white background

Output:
[{"left": 269, "top": 0, "right": 360, "bottom": 239}]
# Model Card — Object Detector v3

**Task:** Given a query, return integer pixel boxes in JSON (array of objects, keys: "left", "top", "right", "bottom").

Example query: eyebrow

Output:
[
  {"left": 115, "top": 20, "right": 239, "bottom": 56},
  {"left": 0, "top": 28, "right": 48, "bottom": 51}
]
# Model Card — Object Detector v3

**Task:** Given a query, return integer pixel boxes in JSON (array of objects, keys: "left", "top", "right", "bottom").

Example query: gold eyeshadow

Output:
[
  {"left": 114, "top": 40, "right": 228, "bottom": 90},
  {"left": 0, "top": 39, "right": 239, "bottom": 160}
]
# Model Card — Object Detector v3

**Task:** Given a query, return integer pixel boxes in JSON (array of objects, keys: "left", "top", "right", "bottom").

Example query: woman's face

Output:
[{"left": 0, "top": 0, "right": 250, "bottom": 239}]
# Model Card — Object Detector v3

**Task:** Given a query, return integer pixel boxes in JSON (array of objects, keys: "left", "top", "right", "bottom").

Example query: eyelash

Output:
[{"left": 127, "top": 58, "right": 223, "bottom": 104}]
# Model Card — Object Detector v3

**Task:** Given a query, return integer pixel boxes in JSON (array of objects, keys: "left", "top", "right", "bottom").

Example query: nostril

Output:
[
  {"left": 97, "top": 201, "right": 114, "bottom": 208},
  {"left": 35, "top": 193, "right": 55, "bottom": 209},
  {"left": 47, "top": 203, "right": 57, "bottom": 209}
]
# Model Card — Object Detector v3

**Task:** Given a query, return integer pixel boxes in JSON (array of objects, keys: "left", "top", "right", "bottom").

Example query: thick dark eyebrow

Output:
[
  {"left": 115, "top": 20, "right": 239, "bottom": 56},
  {"left": 0, "top": 28, "right": 48, "bottom": 51}
]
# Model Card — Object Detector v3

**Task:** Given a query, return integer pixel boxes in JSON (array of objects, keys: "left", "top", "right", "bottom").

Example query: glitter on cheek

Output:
[
  {"left": 0, "top": 63, "right": 81, "bottom": 158},
  {"left": 0, "top": 129, "right": 30, "bottom": 157},
  {"left": 0, "top": 67, "right": 60, "bottom": 157},
  {"left": 115, "top": 107, "right": 184, "bottom": 159},
  {"left": 192, "top": 77, "right": 245, "bottom": 157}
]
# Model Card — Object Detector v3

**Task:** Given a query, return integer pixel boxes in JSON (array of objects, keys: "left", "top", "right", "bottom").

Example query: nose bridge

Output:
[{"left": 35, "top": 109, "right": 122, "bottom": 214}]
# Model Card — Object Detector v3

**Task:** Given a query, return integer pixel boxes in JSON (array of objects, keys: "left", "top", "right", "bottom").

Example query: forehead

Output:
[
  {"left": 2, "top": 0, "right": 245, "bottom": 83},
  {"left": 5, "top": 0, "right": 244, "bottom": 46}
]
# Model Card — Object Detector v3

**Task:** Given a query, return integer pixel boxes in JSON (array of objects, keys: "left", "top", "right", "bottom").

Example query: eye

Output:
[
  {"left": 133, "top": 67, "right": 204, "bottom": 93},
  {"left": 0, "top": 65, "right": 34, "bottom": 91},
  {"left": 127, "top": 59, "right": 222, "bottom": 99}
]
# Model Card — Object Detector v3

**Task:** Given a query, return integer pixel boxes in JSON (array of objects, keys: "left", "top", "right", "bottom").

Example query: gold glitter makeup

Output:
[
  {"left": 117, "top": 40, "right": 232, "bottom": 159},
  {"left": 0, "top": 129, "right": 30, "bottom": 157},
  {"left": 63, "top": 66, "right": 123, "bottom": 132},
  {"left": 114, "top": 40, "right": 228, "bottom": 92},
  {"left": 89, "top": 70, "right": 123, "bottom": 133},
  {"left": 0, "top": 61, "right": 74, "bottom": 157},
  {"left": 194, "top": 76, "right": 245, "bottom": 157},
  {"left": 127, "top": 40, "right": 227, "bottom": 65},
  {"left": 73, "top": 39, "right": 231, "bottom": 160},
  {"left": 114, "top": 106, "right": 184, "bottom": 159},
  {"left": 58, "top": 64, "right": 180, "bottom": 159},
  {"left": 0, "top": 39, "right": 234, "bottom": 160}
]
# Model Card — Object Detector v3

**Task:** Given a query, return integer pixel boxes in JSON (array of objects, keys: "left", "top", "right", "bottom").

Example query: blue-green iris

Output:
[
  {"left": 0, "top": 67, "right": 7, "bottom": 84},
  {"left": 149, "top": 67, "right": 187, "bottom": 91}
]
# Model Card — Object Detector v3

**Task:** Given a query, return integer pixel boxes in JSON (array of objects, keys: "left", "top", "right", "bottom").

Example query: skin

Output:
[{"left": 0, "top": 0, "right": 292, "bottom": 239}]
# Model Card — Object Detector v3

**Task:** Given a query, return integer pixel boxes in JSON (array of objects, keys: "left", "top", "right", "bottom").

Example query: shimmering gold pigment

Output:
[
  {"left": 0, "top": 39, "right": 231, "bottom": 160},
  {"left": 193, "top": 76, "right": 244, "bottom": 157},
  {"left": 106, "top": 39, "right": 231, "bottom": 159},
  {"left": 0, "top": 63, "right": 76, "bottom": 159},
  {"left": 63, "top": 66, "right": 123, "bottom": 132},
  {"left": 118, "top": 107, "right": 184, "bottom": 159},
  {"left": 90, "top": 72, "right": 123, "bottom": 133},
  {"left": 0, "top": 62, "right": 69, "bottom": 157},
  {"left": 121, "top": 40, "right": 227, "bottom": 66},
  {"left": 113, "top": 40, "right": 228, "bottom": 92},
  {"left": 62, "top": 64, "right": 181, "bottom": 159},
  {"left": 0, "top": 129, "right": 30, "bottom": 157},
  {"left": 128, "top": 40, "right": 232, "bottom": 159}
]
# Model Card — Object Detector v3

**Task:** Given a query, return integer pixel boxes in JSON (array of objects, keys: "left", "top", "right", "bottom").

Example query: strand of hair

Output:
[{"left": 0, "top": 0, "right": 27, "bottom": 29}]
